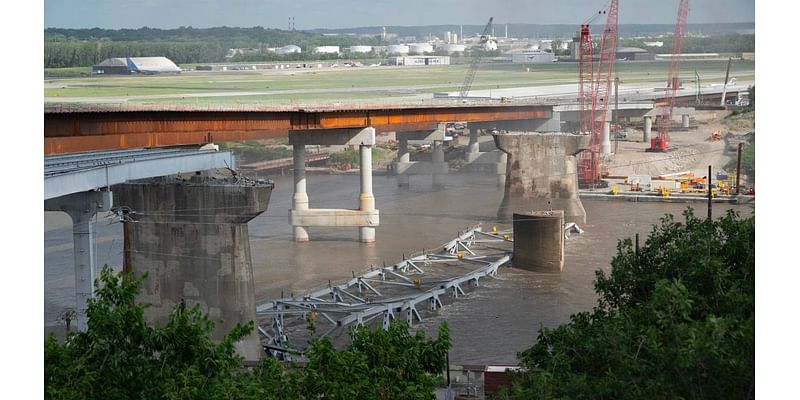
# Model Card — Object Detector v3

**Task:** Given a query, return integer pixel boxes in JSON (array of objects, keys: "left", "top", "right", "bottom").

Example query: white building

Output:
[
  {"left": 349, "top": 45, "right": 373, "bottom": 53},
  {"left": 388, "top": 55, "right": 450, "bottom": 66},
  {"left": 276, "top": 45, "right": 301, "bottom": 54},
  {"left": 314, "top": 46, "right": 340, "bottom": 54},
  {"left": 511, "top": 50, "right": 555, "bottom": 64}
]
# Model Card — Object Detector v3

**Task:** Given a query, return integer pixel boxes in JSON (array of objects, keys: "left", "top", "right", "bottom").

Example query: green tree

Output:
[
  {"left": 510, "top": 209, "right": 755, "bottom": 399},
  {"left": 45, "top": 267, "right": 451, "bottom": 399}
]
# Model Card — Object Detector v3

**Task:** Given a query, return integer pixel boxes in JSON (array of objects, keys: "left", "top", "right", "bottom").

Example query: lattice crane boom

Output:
[
  {"left": 651, "top": 0, "right": 689, "bottom": 152},
  {"left": 578, "top": 0, "right": 618, "bottom": 184},
  {"left": 459, "top": 17, "right": 493, "bottom": 99}
]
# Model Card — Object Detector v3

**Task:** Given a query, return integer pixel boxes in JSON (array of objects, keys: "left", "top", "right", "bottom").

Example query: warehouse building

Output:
[
  {"left": 92, "top": 57, "right": 181, "bottom": 75},
  {"left": 388, "top": 55, "right": 450, "bottom": 66},
  {"left": 616, "top": 47, "right": 655, "bottom": 61}
]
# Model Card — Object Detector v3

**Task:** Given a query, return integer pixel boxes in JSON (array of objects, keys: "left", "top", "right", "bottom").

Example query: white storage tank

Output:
[
  {"left": 387, "top": 45, "right": 409, "bottom": 55},
  {"left": 409, "top": 43, "right": 434, "bottom": 54},
  {"left": 314, "top": 46, "right": 340, "bottom": 54},
  {"left": 483, "top": 40, "right": 498, "bottom": 51},
  {"left": 349, "top": 45, "right": 373, "bottom": 53},
  {"left": 437, "top": 44, "right": 466, "bottom": 53}
]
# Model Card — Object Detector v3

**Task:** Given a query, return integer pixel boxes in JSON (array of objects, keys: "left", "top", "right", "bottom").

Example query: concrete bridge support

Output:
[
  {"left": 513, "top": 211, "right": 565, "bottom": 273},
  {"left": 393, "top": 126, "right": 449, "bottom": 188},
  {"left": 682, "top": 114, "right": 691, "bottom": 129},
  {"left": 462, "top": 127, "right": 509, "bottom": 187},
  {"left": 45, "top": 190, "right": 113, "bottom": 331},
  {"left": 643, "top": 116, "right": 653, "bottom": 143},
  {"left": 601, "top": 121, "right": 612, "bottom": 156},
  {"left": 112, "top": 177, "right": 271, "bottom": 361},
  {"left": 494, "top": 132, "right": 590, "bottom": 225},
  {"left": 289, "top": 127, "right": 379, "bottom": 242}
]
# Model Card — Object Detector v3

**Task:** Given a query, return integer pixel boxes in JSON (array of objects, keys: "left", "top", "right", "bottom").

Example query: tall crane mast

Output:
[
  {"left": 650, "top": 0, "right": 689, "bottom": 152},
  {"left": 577, "top": 0, "right": 619, "bottom": 185},
  {"left": 459, "top": 17, "right": 494, "bottom": 99}
]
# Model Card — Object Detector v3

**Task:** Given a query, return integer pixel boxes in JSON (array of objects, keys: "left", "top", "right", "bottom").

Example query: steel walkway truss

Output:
[{"left": 255, "top": 225, "right": 520, "bottom": 357}]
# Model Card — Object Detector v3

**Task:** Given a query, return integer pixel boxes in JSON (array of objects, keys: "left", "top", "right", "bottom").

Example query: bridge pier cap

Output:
[{"left": 494, "top": 132, "right": 589, "bottom": 225}]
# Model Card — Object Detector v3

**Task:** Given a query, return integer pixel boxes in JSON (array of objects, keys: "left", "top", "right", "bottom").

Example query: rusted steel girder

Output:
[{"left": 44, "top": 106, "right": 551, "bottom": 154}]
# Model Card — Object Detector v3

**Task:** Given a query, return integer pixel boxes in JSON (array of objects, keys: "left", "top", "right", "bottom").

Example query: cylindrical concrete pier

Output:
[
  {"left": 601, "top": 121, "right": 612, "bottom": 155},
  {"left": 682, "top": 114, "right": 690, "bottom": 128},
  {"left": 643, "top": 116, "right": 652, "bottom": 143},
  {"left": 432, "top": 140, "right": 445, "bottom": 188},
  {"left": 513, "top": 211, "right": 565, "bottom": 272},
  {"left": 467, "top": 128, "right": 479, "bottom": 157},
  {"left": 359, "top": 143, "right": 376, "bottom": 242},
  {"left": 396, "top": 137, "right": 410, "bottom": 187},
  {"left": 293, "top": 144, "right": 309, "bottom": 241}
]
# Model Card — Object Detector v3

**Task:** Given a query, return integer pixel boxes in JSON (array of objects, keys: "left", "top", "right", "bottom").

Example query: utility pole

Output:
[
  {"left": 707, "top": 165, "right": 713, "bottom": 221},
  {"left": 736, "top": 143, "right": 743, "bottom": 195},
  {"left": 614, "top": 76, "right": 619, "bottom": 126}
]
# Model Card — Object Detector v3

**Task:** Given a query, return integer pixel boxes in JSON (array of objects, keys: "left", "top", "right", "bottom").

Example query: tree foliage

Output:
[
  {"left": 510, "top": 209, "right": 755, "bottom": 399},
  {"left": 45, "top": 266, "right": 450, "bottom": 399}
]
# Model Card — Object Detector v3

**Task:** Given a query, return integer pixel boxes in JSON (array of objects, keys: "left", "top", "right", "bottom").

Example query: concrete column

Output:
[
  {"left": 432, "top": 140, "right": 446, "bottom": 188},
  {"left": 292, "top": 144, "right": 309, "bottom": 242},
  {"left": 466, "top": 128, "right": 480, "bottom": 162},
  {"left": 682, "top": 114, "right": 690, "bottom": 128},
  {"left": 359, "top": 143, "right": 376, "bottom": 243},
  {"left": 113, "top": 178, "right": 272, "bottom": 362},
  {"left": 45, "top": 190, "right": 113, "bottom": 331},
  {"left": 643, "top": 116, "right": 652, "bottom": 143},
  {"left": 496, "top": 151, "right": 508, "bottom": 187},
  {"left": 396, "top": 137, "right": 410, "bottom": 187},
  {"left": 513, "top": 211, "right": 565, "bottom": 272},
  {"left": 601, "top": 121, "right": 612, "bottom": 156}
]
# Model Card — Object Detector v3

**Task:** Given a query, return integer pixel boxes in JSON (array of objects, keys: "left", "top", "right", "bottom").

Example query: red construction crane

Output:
[
  {"left": 577, "top": 0, "right": 619, "bottom": 185},
  {"left": 650, "top": 0, "right": 689, "bottom": 152}
]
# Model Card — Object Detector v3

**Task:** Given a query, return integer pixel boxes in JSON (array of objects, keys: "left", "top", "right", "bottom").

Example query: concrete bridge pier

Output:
[
  {"left": 601, "top": 121, "right": 612, "bottom": 156},
  {"left": 289, "top": 127, "right": 379, "bottom": 242},
  {"left": 45, "top": 190, "right": 113, "bottom": 331},
  {"left": 494, "top": 132, "right": 590, "bottom": 225},
  {"left": 465, "top": 128, "right": 480, "bottom": 162},
  {"left": 112, "top": 177, "right": 271, "bottom": 361},
  {"left": 432, "top": 140, "right": 446, "bottom": 189},
  {"left": 396, "top": 137, "right": 410, "bottom": 187},
  {"left": 643, "top": 116, "right": 653, "bottom": 143},
  {"left": 393, "top": 125, "right": 448, "bottom": 188},
  {"left": 292, "top": 144, "right": 310, "bottom": 241},
  {"left": 682, "top": 114, "right": 691, "bottom": 129}
]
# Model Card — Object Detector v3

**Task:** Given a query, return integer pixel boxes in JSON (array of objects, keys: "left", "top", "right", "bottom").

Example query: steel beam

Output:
[{"left": 44, "top": 106, "right": 552, "bottom": 154}]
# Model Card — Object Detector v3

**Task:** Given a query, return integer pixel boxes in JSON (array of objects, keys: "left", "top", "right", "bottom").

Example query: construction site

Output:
[{"left": 42, "top": 0, "right": 756, "bottom": 398}]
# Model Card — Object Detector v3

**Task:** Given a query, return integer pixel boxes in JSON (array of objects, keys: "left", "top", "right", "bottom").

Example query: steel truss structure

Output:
[{"left": 255, "top": 225, "right": 520, "bottom": 358}]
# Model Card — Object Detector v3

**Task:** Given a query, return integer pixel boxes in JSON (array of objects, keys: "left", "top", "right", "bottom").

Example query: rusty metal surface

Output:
[{"left": 44, "top": 103, "right": 552, "bottom": 154}]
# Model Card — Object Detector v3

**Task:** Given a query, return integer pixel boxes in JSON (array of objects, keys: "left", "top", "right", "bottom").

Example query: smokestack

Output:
[
  {"left": 460, "top": 25, "right": 463, "bottom": 44},
  {"left": 505, "top": 23, "right": 508, "bottom": 39}
]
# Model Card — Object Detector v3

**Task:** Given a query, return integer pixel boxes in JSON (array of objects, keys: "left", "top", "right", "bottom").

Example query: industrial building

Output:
[
  {"left": 616, "top": 47, "right": 655, "bottom": 61},
  {"left": 511, "top": 49, "right": 555, "bottom": 63},
  {"left": 275, "top": 45, "right": 301, "bottom": 55},
  {"left": 349, "top": 45, "right": 373, "bottom": 53},
  {"left": 408, "top": 43, "right": 434, "bottom": 54},
  {"left": 388, "top": 55, "right": 450, "bottom": 66},
  {"left": 387, "top": 45, "right": 410, "bottom": 55},
  {"left": 92, "top": 57, "right": 181, "bottom": 75},
  {"left": 314, "top": 46, "right": 340, "bottom": 54}
]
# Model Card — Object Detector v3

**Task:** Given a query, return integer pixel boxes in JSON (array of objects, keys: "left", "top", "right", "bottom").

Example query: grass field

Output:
[{"left": 44, "top": 60, "right": 754, "bottom": 106}]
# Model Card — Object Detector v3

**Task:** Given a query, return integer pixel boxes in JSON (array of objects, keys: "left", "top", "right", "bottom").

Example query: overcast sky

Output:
[{"left": 44, "top": 0, "right": 754, "bottom": 29}]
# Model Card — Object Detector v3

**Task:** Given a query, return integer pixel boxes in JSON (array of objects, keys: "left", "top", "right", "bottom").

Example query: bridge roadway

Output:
[{"left": 44, "top": 102, "right": 553, "bottom": 154}]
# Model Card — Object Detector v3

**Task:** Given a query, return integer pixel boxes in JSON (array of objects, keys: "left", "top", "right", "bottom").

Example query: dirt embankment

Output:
[{"left": 606, "top": 109, "right": 754, "bottom": 180}]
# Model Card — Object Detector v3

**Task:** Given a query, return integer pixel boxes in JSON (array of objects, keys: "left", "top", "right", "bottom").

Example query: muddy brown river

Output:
[{"left": 44, "top": 171, "right": 754, "bottom": 364}]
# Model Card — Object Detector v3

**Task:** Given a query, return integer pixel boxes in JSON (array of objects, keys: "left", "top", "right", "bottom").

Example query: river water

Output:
[{"left": 44, "top": 171, "right": 754, "bottom": 365}]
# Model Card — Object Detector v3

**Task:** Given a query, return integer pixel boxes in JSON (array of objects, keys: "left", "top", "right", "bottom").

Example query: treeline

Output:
[
  {"left": 619, "top": 34, "right": 754, "bottom": 54},
  {"left": 45, "top": 26, "right": 382, "bottom": 68}
]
